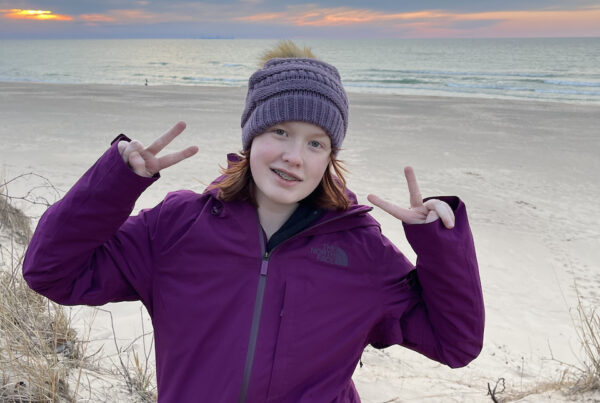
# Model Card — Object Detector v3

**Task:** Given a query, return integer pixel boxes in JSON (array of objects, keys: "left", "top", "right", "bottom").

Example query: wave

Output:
[
  {"left": 544, "top": 79, "right": 600, "bottom": 87},
  {"left": 346, "top": 78, "right": 429, "bottom": 85},
  {"left": 535, "top": 88, "right": 600, "bottom": 96},
  {"left": 446, "top": 82, "right": 533, "bottom": 91},
  {"left": 344, "top": 82, "right": 424, "bottom": 89},
  {"left": 148, "top": 62, "right": 169, "bottom": 66},
  {"left": 181, "top": 76, "right": 246, "bottom": 84},
  {"left": 362, "top": 68, "right": 553, "bottom": 79}
]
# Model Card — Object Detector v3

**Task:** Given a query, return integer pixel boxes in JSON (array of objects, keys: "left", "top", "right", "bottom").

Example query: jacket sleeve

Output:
[
  {"left": 370, "top": 196, "right": 484, "bottom": 368},
  {"left": 22, "top": 136, "right": 161, "bottom": 309}
]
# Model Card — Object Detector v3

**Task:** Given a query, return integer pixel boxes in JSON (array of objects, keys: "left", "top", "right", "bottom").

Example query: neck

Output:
[{"left": 256, "top": 201, "right": 298, "bottom": 240}]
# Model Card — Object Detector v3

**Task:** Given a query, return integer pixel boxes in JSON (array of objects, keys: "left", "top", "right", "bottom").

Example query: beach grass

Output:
[
  {"left": 0, "top": 176, "right": 157, "bottom": 402},
  {"left": 487, "top": 291, "right": 600, "bottom": 402},
  {"left": 0, "top": 176, "right": 78, "bottom": 401},
  {"left": 569, "top": 296, "right": 600, "bottom": 394}
]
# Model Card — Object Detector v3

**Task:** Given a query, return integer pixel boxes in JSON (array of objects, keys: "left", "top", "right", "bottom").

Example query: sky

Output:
[{"left": 1, "top": 0, "right": 600, "bottom": 39}]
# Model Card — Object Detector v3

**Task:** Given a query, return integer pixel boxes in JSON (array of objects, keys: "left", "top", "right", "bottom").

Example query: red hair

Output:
[{"left": 210, "top": 150, "right": 350, "bottom": 210}]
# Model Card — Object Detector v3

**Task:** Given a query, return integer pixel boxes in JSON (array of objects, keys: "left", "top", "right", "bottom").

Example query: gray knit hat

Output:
[{"left": 241, "top": 57, "right": 349, "bottom": 152}]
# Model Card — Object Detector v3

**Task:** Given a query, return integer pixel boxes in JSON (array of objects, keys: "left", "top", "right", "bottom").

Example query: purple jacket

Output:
[{"left": 23, "top": 139, "right": 484, "bottom": 402}]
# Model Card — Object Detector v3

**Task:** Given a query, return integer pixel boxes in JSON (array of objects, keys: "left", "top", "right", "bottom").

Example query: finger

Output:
[
  {"left": 404, "top": 166, "right": 423, "bottom": 208},
  {"left": 146, "top": 121, "right": 187, "bottom": 155},
  {"left": 425, "top": 209, "right": 440, "bottom": 224},
  {"left": 122, "top": 140, "right": 144, "bottom": 165},
  {"left": 117, "top": 140, "right": 128, "bottom": 161},
  {"left": 157, "top": 146, "right": 199, "bottom": 171},
  {"left": 424, "top": 199, "right": 455, "bottom": 229},
  {"left": 367, "top": 194, "right": 427, "bottom": 224},
  {"left": 128, "top": 151, "right": 153, "bottom": 177}
]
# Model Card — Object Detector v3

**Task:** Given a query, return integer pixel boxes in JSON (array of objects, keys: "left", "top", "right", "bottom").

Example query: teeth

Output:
[{"left": 273, "top": 169, "right": 299, "bottom": 181}]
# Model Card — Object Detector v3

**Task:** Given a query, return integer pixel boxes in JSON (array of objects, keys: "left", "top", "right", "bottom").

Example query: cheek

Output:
[
  {"left": 248, "top": 153, "right": 259, "bottom": 175},
  {"left": 308, "top": 158, "right": 330, "bottom": 185},
  {"left": 249, "top": 141, "right": 268, "bottom": 174}
]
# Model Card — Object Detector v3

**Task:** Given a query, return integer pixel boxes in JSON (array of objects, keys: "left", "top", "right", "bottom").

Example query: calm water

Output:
[{"left": 1, "top": 38, "right": 600, "bottom": 104}]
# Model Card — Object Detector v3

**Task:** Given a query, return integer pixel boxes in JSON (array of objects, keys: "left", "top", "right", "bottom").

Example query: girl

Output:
[{"left": 23, "top": 43, "right": 484, "bottom": 402}]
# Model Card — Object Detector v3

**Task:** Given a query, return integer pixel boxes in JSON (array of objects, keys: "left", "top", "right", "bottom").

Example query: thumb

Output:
[
  {"left": 117, "top": 140, "right": 128, "bottom": 160},
  {"left": 128, "top": 150, "right": 153, "bottom": 177}
]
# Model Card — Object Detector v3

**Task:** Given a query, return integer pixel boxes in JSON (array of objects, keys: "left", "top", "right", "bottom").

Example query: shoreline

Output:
[{"left": 2, "top": 80, "right": 600, "bottom": 107}]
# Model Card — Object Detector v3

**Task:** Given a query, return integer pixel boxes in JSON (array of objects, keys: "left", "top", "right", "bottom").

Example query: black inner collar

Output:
[{"left": 266, "top": 203, "right": 325, "bottom": 253}]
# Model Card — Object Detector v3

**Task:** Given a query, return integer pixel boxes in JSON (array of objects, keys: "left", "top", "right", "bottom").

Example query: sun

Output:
[{"left": 1, "top": 9, "right": 73, "bottom": 21}]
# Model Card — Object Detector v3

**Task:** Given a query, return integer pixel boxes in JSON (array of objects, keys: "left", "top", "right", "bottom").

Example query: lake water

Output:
[{"left": 1, "top": 38, "right": 600, "bottom": 104}]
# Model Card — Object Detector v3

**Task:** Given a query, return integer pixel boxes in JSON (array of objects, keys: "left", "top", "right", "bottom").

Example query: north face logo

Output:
[{"left": 311, "top": 244, "right": 348, "bottom": 267}]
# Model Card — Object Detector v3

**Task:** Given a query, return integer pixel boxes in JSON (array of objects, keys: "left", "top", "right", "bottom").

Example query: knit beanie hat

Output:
[{"left": 241, "top": 57, "right": 349, "bottom": 152}]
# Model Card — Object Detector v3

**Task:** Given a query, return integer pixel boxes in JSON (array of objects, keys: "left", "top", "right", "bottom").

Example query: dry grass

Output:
[
  {"left": 489, "top": 373, "right": 572, "bottom": 402},
  {"left": 0, "top": 271, "right": 80, "bottom": 401},
  {"left": 105, "top": 307, "right": 156, "bottom": 402},
  {"left": 0, "top": 192, "right": 31, "bottom": 246},
  {"left": 1, "top": 175, "right": 157, "bottom": 402},
  {"left": 488, "top": 293, "right": 600, "bottom": 402},
  {"left": 0, "top": 176, "right": 80, "bottom": 402},
  {"left": 568, "top": 296, "right": 600, "bottom": 394}
]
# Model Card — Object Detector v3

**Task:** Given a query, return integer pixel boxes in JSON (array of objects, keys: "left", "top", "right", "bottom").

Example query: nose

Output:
[{"left": 282, "top": 140, "right": 303, "bottom": 166}]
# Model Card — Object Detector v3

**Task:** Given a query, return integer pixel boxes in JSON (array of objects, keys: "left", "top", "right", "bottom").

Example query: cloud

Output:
[
  {"left": 0, "top": 8, "right": 73, "bottom": 21},
  {"left": 2, "top": 2, "right": 600, "bottom": 38},
  {"left": 78, "top": 13, "right": 116, "bottom": 23},
  {"left": 235, "top": 5, "right": 600, "bottom": 37},
  {"left": 74, "top": 3, "right": 243, "bottom": 25},
  {"left": 235, "top": 7, "right": 491, "bottom": 26}
]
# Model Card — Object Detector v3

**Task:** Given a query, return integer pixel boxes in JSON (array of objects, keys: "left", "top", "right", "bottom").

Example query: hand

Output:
[
  {"left": 117, "top": 121, "right": 198, "bottom": 178},
  {"left": 367, "top": 166, "right": 455, "bottom": 229}
]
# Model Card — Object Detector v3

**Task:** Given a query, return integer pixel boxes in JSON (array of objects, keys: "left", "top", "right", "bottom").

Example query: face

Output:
[{"left": 250, "top": 121, "right": 332, "bottom": 213}]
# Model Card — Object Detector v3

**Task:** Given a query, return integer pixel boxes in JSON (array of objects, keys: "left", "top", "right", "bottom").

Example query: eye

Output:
[
  {"left": 273, "top": 128, "right": 287, "bottom": 136},
  {"left": 309, "top": 140, "right": 323, "bottom": 149}
]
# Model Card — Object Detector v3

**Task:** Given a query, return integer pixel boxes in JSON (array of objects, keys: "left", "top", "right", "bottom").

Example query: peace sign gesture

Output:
[
  {"left": 367, "top": 166, "right": 455, "bottom": 229},
  {"left": 117, "top": 121, "right": 199, "bottom": 178}
]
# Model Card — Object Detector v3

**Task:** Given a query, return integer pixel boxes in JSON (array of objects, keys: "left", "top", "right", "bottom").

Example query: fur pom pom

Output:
[{"left": 259, "top": 40, "right": 317, "bottom": 67}]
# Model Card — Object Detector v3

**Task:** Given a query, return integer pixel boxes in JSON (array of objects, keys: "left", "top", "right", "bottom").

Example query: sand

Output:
[{"left": 1, "top": 81, "right": 599, "bottom": 402}]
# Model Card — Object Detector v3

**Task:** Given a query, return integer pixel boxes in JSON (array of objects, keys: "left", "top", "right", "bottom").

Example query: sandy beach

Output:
[{"left": 1, "top": 81, "right": 599, "bottom": 402}]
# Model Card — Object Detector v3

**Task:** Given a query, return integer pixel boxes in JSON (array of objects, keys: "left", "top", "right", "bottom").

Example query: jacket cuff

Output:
[
  {"left": 401, "top": 196, "right": 468, "bottom": 254},
  {"left": 103, "top": 135, "right": 160, "bottom": 198},
  {"left": 111, "top": 133, "right": 131, "bottom": 145},
  {"left": 109, "top": 133, "right": 160, "bottom": 183}
]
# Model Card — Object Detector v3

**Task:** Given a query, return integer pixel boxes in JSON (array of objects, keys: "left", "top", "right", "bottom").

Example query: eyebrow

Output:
[
  {"left": 274, "top": 123, "right": 328, "bottom": 137},
  {"left": 311, "top": 132, "right": 329, "bottom": 138}
]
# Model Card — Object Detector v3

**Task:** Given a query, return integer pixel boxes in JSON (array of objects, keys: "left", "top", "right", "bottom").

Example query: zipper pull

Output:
[
  {"left": 263, "top": 251, "right": 269, "bottom": 260},
  {"left": 260, "top": 258, "right": 269, "bottom": 276}
]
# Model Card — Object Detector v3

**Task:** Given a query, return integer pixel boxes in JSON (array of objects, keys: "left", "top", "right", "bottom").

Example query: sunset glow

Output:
[
  {"left": 1, "top": 9, "right": 73, "bottom": 21},
  {"left": 237, "top": 6, "right": 600, "bottom": 28},
  {"left": 236, "top": 6, "right": 600, "bottom": 37},
  {"left": 79, "top": 14, "right": 116, "bottom": 23},
  {"left": 1, "top": 2, "right": 599, "bottom": 38}
]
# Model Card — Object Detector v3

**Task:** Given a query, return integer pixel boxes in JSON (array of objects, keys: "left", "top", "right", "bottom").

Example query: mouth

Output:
[{"left": 271, "top": 168, "right": 302, "bottom": 182}]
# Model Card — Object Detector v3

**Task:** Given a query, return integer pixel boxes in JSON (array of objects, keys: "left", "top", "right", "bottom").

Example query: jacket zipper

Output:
[
  {"left": 237, "top": 205, "right": 372, "bottom": 402},
  {"left": 238, "top": 225, "right": 269, "bottom": 403}
]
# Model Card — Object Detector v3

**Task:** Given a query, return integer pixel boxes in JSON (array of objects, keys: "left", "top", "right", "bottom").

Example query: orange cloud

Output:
[
  {"left": 236, "top": 6, "right": 600, "bottom": 36},
  {"left": 79, "top": 14, "right": 116, "bottom": 23},
  {"left": 407, "top": 8, "right": 600, "bottom": 37},
  {"left": 0, "top": 8, "right": 73, "bottom": 21},
  {"left": 1, "top": 8, "right": 161, "bottom": 25},
  {"left": 235, "top": 8, "right": 451, "bottom": 26},
  {"left": 79, "top": 9, "right": 165, "bottom": 24}
]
